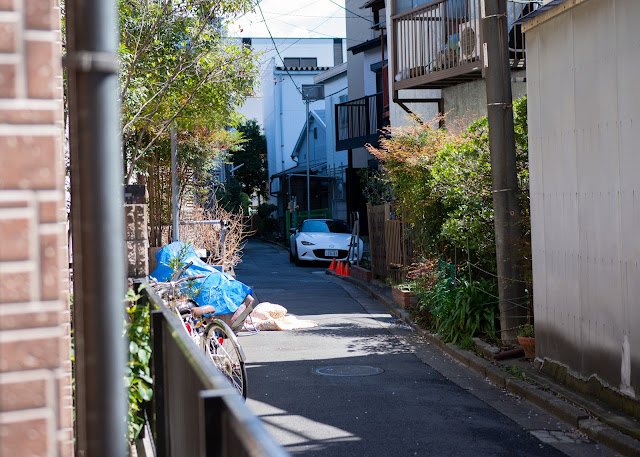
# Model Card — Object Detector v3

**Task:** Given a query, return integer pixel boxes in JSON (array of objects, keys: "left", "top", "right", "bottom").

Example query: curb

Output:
[{"left": 330, "top": 269, "right": 640, "bottom": 457}]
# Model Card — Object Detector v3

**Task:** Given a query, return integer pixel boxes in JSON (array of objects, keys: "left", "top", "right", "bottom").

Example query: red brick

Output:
[
  {"left": 57, "top": 427, "right": 74, "bottom": 457},
  {"left": 25, "top": 0, "right": 53, "bottom": 31},
  {"left": 58, "top": 395, "right": 73, "bottom": 428},
  {"left": 0, "top": 271, "right": 31, "bottom": 303},
  {"left": 0, "top": 63, "right": 16, "bottom": 98},
  {"left": 38, "top": 199, "right": 59, "bottom": 223},
  {"left": 0, "top": 108, "right": 57, "bottom": 124},
  {"left": 58, "top": 435, "right": 74, "bottom": 457},
  {"left": 0, "top": 136, "right": 58, "bottom": 190},
  {"left": 0, "top": 378, "right": 47, "bottom": 411},
  {"left": 0, "top": 335, "right": 60, "bottom": 371},
  {"left": 0, "top": 217, "right": 31, "bottom": 261},
  {"left": 0, "top": 19, "right": 17, "bottom": 53},
  {"left": 0, "top": 0, "right": 14, "bottom": 11},
  {"left": 0, "top": 200, "right": 28, "bottom": 208},
  {"left": 0, "top": 417, "right": 48, "bottom": 456},
  {"left": 0, "top": 309, "right": 59, "bottom": 330},
  {"left": 40, "top": 232, "right": 60, "bottom": 300},
  {"left": 26, "top": 40, "right": 58, "bottom": 99}
]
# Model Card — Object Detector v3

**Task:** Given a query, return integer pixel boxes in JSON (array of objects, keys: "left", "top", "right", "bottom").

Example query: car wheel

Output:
[
  {"left": 289, "top": 248, "right": 295, "bottom": 263},
  {"left": 294, "top": 252, "right": 302, "bottom": 266}
]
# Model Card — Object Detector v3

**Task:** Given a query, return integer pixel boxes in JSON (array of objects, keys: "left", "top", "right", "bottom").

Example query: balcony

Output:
[
  {"left": 335, "top": 93, "right": 385, "bottom": 151},
  {"left": 391, "top": 0, "right": 537, "bottom": 91}
]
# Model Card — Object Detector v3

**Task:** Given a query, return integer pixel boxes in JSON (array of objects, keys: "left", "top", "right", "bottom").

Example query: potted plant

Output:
[
  {"left": 517, "top": 324, "right": 535, "bottom": 359},
  {"left": 351, "top": 262, "right": 372, "bottom": 282},
  {"left": 392, "top": 283, "right": 416, "bottom": 310}
]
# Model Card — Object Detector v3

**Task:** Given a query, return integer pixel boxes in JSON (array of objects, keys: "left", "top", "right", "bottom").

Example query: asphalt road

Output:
[{"left": 234, "top": 239, "right": 612, "bottom": 457}]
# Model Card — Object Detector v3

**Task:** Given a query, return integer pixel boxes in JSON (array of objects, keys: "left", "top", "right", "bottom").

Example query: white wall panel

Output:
[{"left": 527, "top": 0, "right": 640, "bottom": 397}]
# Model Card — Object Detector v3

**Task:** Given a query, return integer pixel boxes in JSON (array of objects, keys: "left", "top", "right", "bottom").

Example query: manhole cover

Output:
[{"left": 315, "top": 365, "right": 384, "bottom": 377}]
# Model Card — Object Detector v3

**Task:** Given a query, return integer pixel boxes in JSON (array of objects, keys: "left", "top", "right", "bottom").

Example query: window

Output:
[
  {"left": 300, "top": 57, "right": 317, "bottom": 67},
  {"left": 283, "top": 57, "right": 318, "bottom": 68},
  {"left": 300, "top": 220, "right": 350, "bottom": 234},
  {"left": 313, "top": 127, "right": 317, "bottom": 139}
]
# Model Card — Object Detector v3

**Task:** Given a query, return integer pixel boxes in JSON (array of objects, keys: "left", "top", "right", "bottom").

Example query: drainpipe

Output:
[{"left": 65, "top": 0, "right": 126, "bottom": 456}]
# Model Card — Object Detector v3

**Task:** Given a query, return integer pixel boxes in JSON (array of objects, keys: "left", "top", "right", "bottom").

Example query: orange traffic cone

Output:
[
  {"left": 328, "top": 258, "right": 337, "bottom": 271},
  {"left": 335, "top": 261, "right": 344, "bottom": 276},
  {"left": 343, "top": 262, "right": 351, "bottom": 277}
]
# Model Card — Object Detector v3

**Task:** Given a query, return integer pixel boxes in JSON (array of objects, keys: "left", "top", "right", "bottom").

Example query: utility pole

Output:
[
  {"left": 305, "top": 94, "right": 311, "bottom": 212},
  {"left": 482, "top": 0, "right": 526, "bottom": 341},
  {"left": 171, "top": 124, "right": 179, "bottom": 241}
]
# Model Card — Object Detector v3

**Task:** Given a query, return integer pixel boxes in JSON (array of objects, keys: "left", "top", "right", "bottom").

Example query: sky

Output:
[{"left": 228, "top": 0, "right": 347, "bottom": 39}]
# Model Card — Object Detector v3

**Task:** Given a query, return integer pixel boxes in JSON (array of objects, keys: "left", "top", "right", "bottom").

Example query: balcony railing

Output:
[
  {"left": 392, "top": 0, "right": 538, "bottom": 90},
  {"left": 335, "top": 93, "right": 384, "bottom": 151},
  {"left": 141, "top": 283, "right": 289, "bottom": 457}
]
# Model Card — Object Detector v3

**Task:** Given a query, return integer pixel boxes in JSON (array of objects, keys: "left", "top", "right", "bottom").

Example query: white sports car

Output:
[{"left": 289, "top": 219, "right": 363, "bottom": 265}]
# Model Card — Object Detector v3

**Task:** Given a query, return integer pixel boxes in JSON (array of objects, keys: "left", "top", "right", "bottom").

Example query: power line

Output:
[
  {"left": 256, "top": 2, "right": 303, "bottom": 95},
  {"left": 328, "top": 0, "right": 374, "bottom": 23}
]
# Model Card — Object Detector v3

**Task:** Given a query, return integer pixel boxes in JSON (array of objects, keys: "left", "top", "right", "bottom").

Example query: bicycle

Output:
[{"left": 149, "top": 264, "right": 251, "bottom": 398}]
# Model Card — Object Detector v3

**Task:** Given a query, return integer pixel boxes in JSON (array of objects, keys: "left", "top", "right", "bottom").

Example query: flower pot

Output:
[
  {"left": 517, "top": 336, "right": 535, "bottom": 359},
  {"left": 351, "top": 265, "right": 372, "bottom": 282},
  {"left": 392, "top": 287, "right": 415, "bottom": 310}
]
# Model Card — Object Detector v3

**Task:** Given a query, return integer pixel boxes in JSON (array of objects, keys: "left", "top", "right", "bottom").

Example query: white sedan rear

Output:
[{"left": 289, "top": 219, "right": 363, "bottom": 265}]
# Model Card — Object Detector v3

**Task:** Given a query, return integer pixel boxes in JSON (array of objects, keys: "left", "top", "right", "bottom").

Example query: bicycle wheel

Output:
[{"left": 203, "top": 321, "right": 247, "bottom": 398}]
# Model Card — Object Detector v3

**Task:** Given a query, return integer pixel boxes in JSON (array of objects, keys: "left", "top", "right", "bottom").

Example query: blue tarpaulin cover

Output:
[{"left": 150, "top": 242, "right": 252, "bottom": 316}]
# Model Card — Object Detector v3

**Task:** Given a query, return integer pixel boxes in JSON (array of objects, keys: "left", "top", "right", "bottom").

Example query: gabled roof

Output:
[
  {"left": 291, "top": 110, "right": 326, "bottom": 160},
  {"left": 314, "top": 62, "right": 347, "bottom": 84}
]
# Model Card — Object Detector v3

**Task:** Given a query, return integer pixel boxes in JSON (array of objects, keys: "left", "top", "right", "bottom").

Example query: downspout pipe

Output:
[{"left": 65, "top": 0, "right": 126, "bottom": 455}]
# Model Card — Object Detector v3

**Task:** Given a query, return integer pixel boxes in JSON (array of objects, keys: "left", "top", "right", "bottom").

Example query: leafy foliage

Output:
[
  {"left": 366, "top": 97, "right": 530, "bottom": 279},
  {"left": 124, "top": 288, "right": 152, "bottom": 442},
  {"left": 119, "top": 0, "right": 259, "bottom": 183},
  {"left": 367, "top": 98, "right": 531, "bottom": 342},
  {"left": 232, "top": 119, "right": 269, "bottom": 201}
]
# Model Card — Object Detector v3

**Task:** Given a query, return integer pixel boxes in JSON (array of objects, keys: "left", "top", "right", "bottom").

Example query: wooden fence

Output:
[{"left": 366, "top": 203, "right": 416, "bottom": 283}]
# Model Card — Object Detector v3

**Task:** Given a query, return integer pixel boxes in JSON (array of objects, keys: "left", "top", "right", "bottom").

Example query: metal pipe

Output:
[
  {"left": 65, "top": 0, "right": 126, "bottom": 454},
  {"left": 172, "top": 124, "right": 179, "bottom": 241}
]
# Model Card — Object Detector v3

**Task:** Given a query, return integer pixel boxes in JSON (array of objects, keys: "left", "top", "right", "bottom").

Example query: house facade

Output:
[
  {"left": 384, "top": 0, "right": 531, "bottom": 128},
  {"left": 524, "top": 0, "right": 640, "bottom": 404}
]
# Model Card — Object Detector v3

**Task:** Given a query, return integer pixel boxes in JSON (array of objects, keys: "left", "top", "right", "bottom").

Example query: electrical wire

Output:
[
  {"left": 256, "top": 1, "right": 303, "bottom": 95},
  {"left": 328, "top": 0, "right": 374, "bottom": 23}
]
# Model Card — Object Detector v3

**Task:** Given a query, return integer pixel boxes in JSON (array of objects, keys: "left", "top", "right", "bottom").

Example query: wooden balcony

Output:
[
  {"left": 335, "top": 93, "right": 385, "bottom": 151},
  {"left": 391, "top": 0, "right": 537, "bottom": 91}
]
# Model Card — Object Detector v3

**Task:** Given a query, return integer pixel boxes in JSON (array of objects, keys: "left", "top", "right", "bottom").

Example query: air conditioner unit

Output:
[{"left": 459, "top": 19, "right": 481, "bottom": 62}]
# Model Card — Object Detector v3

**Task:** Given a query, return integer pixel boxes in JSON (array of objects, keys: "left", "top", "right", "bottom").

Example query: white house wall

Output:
[
  {"left": 237, "top": 38, "right": 342, "bottom": 124},
  {"left": 526, "top": 0, "right": 640, "bottom": 398}
]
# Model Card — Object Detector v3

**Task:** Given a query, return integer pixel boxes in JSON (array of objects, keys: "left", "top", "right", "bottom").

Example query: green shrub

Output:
[
  {"left": 429, "top": 277, "right": 499, "bottom": 344},
  {"left": 124, "top": 289, "right": 152, "bottom": 442}
]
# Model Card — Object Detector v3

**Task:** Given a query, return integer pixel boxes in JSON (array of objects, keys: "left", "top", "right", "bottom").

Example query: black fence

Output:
[
  {"left": 142, "top": 284, "right": 289, "bottom": 457},
  {"left": 335, "top": 92, "right": 384, "bottom": 151}
]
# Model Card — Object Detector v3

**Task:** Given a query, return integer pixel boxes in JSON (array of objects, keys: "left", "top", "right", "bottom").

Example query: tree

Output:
[
  {"left": 119, "top": 0, "right": 259, "bottom": 183},
  {"left": 231, "top": 119, "right": 268, "bottom": 202}
]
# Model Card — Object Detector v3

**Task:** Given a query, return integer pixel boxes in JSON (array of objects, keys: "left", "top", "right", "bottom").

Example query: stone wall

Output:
[
  {"left": 0, "top": 0, "right": 73, "bottom": 455},
  {"left": 125, "top": 204, "right": 149, "bottom": 285}
]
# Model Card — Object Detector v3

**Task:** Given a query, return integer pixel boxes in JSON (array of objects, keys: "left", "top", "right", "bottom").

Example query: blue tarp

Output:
[{"left": 150, "top": 242, "right": 252, "bottom": 316}]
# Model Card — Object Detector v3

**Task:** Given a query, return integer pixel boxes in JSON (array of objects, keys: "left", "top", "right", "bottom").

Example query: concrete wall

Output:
[
  {"left": 0, "top": 0, "right": 73, "bottom": 455},
  {"left": 442, "top": 69, "right": 527, "bottom": 126},
  {"left": 526, "top": 0, "right": 640, "bottom": 398}
]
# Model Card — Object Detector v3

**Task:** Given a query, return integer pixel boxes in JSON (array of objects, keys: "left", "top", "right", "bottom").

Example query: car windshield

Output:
[{"left": 300, "top": 220, "right": 350, "bottom": 234}]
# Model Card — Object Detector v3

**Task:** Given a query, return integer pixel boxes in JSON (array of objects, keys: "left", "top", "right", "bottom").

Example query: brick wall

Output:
[{"left": 0, "top": 0, "right": 73, "bottom": 455}]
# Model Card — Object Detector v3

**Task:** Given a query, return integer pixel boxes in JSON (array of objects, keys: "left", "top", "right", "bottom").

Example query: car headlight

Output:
[{"left": 300, "top": 241, "right": 315, "bottom": 246}]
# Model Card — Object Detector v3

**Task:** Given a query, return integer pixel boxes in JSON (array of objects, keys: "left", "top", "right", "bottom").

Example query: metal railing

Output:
[
  {"left": 391, "top": 0, "right": 538, "bottom": 90},
  {"left": 142, "top": 284, "right": 289, "bottom": 457},
  {"left": 335, "top": 93, "right": 384, "bottom": 151}
]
